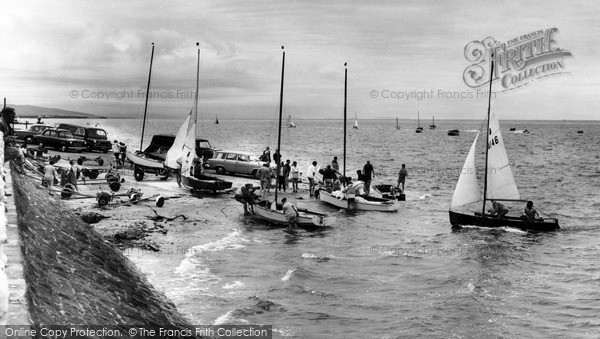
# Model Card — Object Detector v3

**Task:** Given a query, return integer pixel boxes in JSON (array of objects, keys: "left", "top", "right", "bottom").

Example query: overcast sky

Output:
[{"left": 0, "top": 0, "right": 597, "bottom": 120}]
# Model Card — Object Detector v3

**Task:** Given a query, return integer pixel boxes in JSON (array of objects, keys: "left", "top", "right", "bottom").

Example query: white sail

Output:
[
  {"left": 486, "top": 110, "right": 520, "bottom": 200},
  {"left": 164, "top": 113, "right": 191, "bottom": 169},
  {"left": 181, "top": 44, "right": 200, "bottom": 179},
  {"left": 451, "top": 132, "right": 481, "bottom": 209},
  {"left": 181, "top": 110, "right": 197, "bottom": 177}
]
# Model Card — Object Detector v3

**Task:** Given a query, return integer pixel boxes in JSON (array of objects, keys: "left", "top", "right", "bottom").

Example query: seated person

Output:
[
  {"left": 332, "top": 177, "right": 342, "bottom": 191},
  {"left": 489, "top": 200, "right": 508, "bottom": 219},
  {"left": 520, "top": 201, "right": 542, "bottom": 222},
  {"left": 353, "top": 180, "right": 366, "bottom": 197}
]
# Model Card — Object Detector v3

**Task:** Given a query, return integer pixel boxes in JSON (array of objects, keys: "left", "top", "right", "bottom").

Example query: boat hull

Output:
[
  {"left": 126, "top": 151, "right": 165, "bottom": 170},
  {"left": 182, "top": 175, "right": 233, "bottom": 192},
  {"left": 449, "top": 210, "right": 560, "bottom": 232},
  {"left": 252, "top": 201, "right": 333, "bottom": 227},
  {"left": 319, "top": 190, "right": 399, "bottom": 212}
]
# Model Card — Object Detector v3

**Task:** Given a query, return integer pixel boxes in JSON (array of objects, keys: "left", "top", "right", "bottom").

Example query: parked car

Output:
[
  {"left": 57, "top": 123, "right": 112, "bottom": 153},
  {"left": 207, "top": 150, "right": 275, "bottom": 176},
  {"left": 32, "top": 129, "right": 87, "bottom": 152},
  {"left": 14, "top": 124, "right": 52, "bottom": 144},
  {"left": 140, "top": 134, "right": 216, "bottom": 162}
]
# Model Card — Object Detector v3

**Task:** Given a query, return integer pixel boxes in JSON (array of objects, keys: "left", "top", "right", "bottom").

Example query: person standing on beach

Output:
[
  {"left": 43, "top": 158, "right": 59, "bottom": 195},
  {"left": 261, "top": 147, "right": 271, "bottom": 163},
  {"left": 273, "top": 149, "right": 281, "bottom": 165},
  {"left": 112, "top": 140, "right": 121, "bottom": 166},
  {"left": 277, "top": 161, "right": 286, "bottom": 192},
  {"left": 65, "top": 160, "right": 79, "bottom": 191},
  {"left": 397, "top": 164, "right": 408, "bottom": 192},
  {"left": 256, "top": 163, "right": 271, "bottom": 197},
  {"left": 290, "top": 161, "right": 300, "bottom": 193},
  {"left": 331, "top": 156, "right": 339, "bottom": 172},
  {"left": 363, "top": 160, "right": 375, "bottom": 194},
  {"left": 307, "top": 161, "right": 318, "bottom": 197},
  {"left": 283, "top": 159, "right": 291, "bottom": 191},
  {"left": 235, "top": 183, "right": 256, "bottom": 215},
  {"left": 0, "top": 107, "right": 25, "bottom": 174},
  {"left": 119, "top": 142, "right": 127, "bottom": 162}
]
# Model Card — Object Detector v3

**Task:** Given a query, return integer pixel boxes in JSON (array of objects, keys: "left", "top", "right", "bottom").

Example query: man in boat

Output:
[
  {"left": 192, "top": 157, "right": 203, "bottom": 178},
  {"left": 397, "top": 164, "right": 408, "bottom": 192},
  {"left": 281, "top": 197, "right": 299, "bottom": 228},
  {"left": 235, "top": 183, "right": 256, "bottom": 215},
  {"left": 490, "top": 200, "right": 509, "bottom": 219},
  {"left": 256, "top": 163, "right": 271, "bottom": 197},
  {"left": 332, "top": 176, "right": 342, "bottom": 191},
  {"left": 521, "top": 201, "right": 542, "bottom": 222},
  {"left": 307, "top": 161, "right": 318, "bottom": 197},
  {"left": 0, "top": 107, "right": 25, "bottom": 174},
  {"left": 362, "top": 160, "right": 375, "bottom": 194},
  {"left": 342, "top": 178, "right": 357, "bottom": 210}
]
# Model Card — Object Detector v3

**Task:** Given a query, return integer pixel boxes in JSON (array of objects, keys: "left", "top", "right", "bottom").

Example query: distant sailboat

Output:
[
  {"left": 395, "top": 117, "right": 400, "bottom": 130},
  {"left": 353, "top": 112, "right": 359, "bottom": 129},
  {"left": 215, "top": 115, "right": 219, "bottom": 124},
  {"left": 429, "top": 116, "right": 436, "bottom": 129},
  {"left": 286, "top": 115, "right": 296, "bottom": 128},
  {"left": 415, "top": 111, "right": 423, "bottom": 133}
]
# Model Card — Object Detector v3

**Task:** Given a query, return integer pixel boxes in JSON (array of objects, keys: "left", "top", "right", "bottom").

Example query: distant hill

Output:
[{"left": 9, "top": 105, "right": 102, "bottom": 119}]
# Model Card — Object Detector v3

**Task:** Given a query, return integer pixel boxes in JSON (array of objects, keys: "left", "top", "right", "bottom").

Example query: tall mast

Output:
[
  {"left": 482, "top": 53, "right": 495, "bottom": 215},
  {"left": 194, "top": 43, "right": 200, "bottom": 125},
  {"left": 140, "top": 42, "right": 155, "bottom": 151},
  {"left": 343, "top": 62, "right": 347, "bottom": 181},
  {"left": 275, "top": 46, "right": 285, "bottom": 204}
]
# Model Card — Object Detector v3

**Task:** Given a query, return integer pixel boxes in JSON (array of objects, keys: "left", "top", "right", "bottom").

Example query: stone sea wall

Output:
[{"left": 10, "top": 169, "right": 202, "bottom": 331}]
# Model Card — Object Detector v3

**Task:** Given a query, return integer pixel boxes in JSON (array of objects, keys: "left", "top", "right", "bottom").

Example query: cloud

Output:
[{"left": 0, "top": 0, "right": 598, "bottom": 120}]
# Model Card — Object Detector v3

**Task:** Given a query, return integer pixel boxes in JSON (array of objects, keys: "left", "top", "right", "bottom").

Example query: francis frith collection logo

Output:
[{"left": 463, "top": 28, "right": 572, "bottom": 90}]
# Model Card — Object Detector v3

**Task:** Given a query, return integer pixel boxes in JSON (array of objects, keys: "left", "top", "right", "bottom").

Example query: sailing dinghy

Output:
[
  {"left": 165, "top": 44, "right": 232, "bottom": 193},
  {"left": 449, "top": 57, "right": 559, "bottom": 232},
  {"left": 286, "top": 115, "right": 296, "bottom": 128},
  {"left": 252, "top": 47, "right": 335, "bottom": 227},
  {"left": 318, "top": 63, "right": 399, "bottom": 212}
]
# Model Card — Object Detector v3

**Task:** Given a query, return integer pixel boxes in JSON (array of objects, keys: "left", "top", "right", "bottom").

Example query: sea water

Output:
[{"left": 45, "top": 117, "right": 600, "bottom": 338}]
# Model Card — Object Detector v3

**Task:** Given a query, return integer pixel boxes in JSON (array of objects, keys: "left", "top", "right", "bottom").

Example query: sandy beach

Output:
[{"left": 45, "top": 150, "right": 311, "bottom": 252}]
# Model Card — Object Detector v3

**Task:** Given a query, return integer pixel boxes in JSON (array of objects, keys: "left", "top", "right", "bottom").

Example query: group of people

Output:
[{"left": 490, "top": 200, "right": 544, "bottom": 222}]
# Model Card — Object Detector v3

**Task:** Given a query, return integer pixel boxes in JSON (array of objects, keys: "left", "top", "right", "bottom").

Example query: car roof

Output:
[
  {"left": 216, "top": 150, "right": 258, "bottom": 156},
  {"left": 45, "top": 128, "right": 72, "bottom": 132}
]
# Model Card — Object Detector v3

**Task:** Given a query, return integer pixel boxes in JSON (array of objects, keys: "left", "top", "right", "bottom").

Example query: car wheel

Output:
[
  {"left": 215, "top": 166, "right": 225, "bottom": 174},
  {"left": 60, "top": 145, "right": 68, "bottom": 152},
  {"left": 25, "top": 136, "right": 33, "bottom": 144}
]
